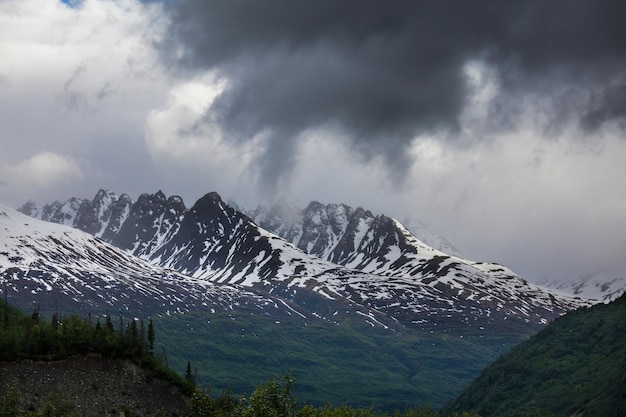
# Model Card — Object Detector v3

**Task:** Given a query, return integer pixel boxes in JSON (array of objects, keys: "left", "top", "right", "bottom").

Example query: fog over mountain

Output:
[{"left": 1, "top": 0, "right": 625, "bottom": 286}]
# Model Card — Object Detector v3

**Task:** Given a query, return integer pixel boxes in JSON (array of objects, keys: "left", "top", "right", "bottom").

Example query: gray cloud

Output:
[
  {"left": 580, "top": 85, "right": 626, "bottom": 132},
  {"left": 159, "top": 0, "right": 626, "bottom": 188}
]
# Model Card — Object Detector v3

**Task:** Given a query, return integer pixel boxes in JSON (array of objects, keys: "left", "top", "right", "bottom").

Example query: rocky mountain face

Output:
[
  {"left": 0, "top": 204, "right": 275, "bottom": 316},
  {"left": 243, "top": 200, "right": 466, "bottom": 260},
  {"left": 14, "top": 190, "right": 592, "bottom": 329},
  {"left": 247, "top": 200, "right": 580, "bottom": 325}
]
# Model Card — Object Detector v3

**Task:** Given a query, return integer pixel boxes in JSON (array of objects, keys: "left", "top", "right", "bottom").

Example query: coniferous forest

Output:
[{"left": 0, "top": 300, "right": 155, "bottom": 362}]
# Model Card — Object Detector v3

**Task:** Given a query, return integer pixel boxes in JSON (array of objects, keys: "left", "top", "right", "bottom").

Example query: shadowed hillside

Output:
[{"left": 443, "top": 293, "right": 626, "bottom": 417}]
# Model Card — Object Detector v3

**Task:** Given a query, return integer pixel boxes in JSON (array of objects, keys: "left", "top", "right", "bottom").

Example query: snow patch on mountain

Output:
[
  {"left": 13, "top": 191, "right": 596, "bottom": 327},
  {"left": 0, "top": 204, "right": 257, "bottom": 314}
]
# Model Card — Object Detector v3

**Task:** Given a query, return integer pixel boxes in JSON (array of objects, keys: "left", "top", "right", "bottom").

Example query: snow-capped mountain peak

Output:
[{"left": 0, "top": 203, "right": 246, "bottom": 314}]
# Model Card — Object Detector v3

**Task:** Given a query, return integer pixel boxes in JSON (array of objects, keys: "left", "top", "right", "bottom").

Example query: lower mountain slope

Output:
[
  {"left": 153, "top": 306, "right": 523, "bottom": 411},
  {"left": 443, "top": 293, "right": 626, "bottom": 417},
  {"left": 0, "top": 203, "right": 523, "bottom": 408}
]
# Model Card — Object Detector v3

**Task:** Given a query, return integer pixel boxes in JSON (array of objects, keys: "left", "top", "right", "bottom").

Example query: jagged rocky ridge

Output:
[
  {"left": 0, "top": 204, "right": 292, "bottom": 317},
  {"left": 13, "top": 190, "right": 592, "bottom": 329},
  {"left": 242, "top": 200, "right": 465, "bottom": 259}
]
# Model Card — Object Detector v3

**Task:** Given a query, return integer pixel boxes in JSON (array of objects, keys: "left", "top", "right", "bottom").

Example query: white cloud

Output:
[
  {"left": 0, "top": 0, "right": 163, "bottom": 98},
  {"left": 4, "top": 152, "right": 83, "bottom": 187},
  {"left": 143, "top": 75, "right": 283, "bottom": 203},
  {"left": 278, "top": 128, "right": 389, "bottom": 208},
  {"left": 461, "top": 59, "right": 500, "bottom": 131},
  {"left": 145, "top": 76, "right": 228, "bottom": 161},
  {"left": 0, "top": 0, "right": 166, "bottom": 127},
  {"left": 0, "top": 0, "right": 170, "bottom": 204},
  {"left": 395, "top": 127, "right": 626, "bottom": 282}
]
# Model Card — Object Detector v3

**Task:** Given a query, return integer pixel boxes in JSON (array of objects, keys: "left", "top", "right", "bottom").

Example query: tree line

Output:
[
  {"left": 0, "top": 299, "right": 155, "bottom": 362},
  {"left": 181, "top": 374, "right": 481, "bottom": 417}
]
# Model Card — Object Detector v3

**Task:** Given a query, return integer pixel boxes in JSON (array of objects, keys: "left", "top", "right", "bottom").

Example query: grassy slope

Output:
[
  {"left": 154, "top": 308, "right": 530, "bottom": 411},
  {"left": 443, "top": 294, "right": 626, "bottom": 417}
]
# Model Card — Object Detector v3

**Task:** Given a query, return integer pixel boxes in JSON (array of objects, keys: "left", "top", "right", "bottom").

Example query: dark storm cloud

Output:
[
  {"left": 159, "top": 0, "right": 626, "bottom": 185},
  {"left": 580, "top": 85, "right": 626, "bottom": 132}
]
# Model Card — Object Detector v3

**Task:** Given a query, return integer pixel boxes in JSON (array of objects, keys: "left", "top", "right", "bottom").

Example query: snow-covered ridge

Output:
[
  {"left": 12, "top": 190, "right": 595, "bottom": 328},
  {"left": 0, "top": 204, "right": 264, "bottom": 314}
]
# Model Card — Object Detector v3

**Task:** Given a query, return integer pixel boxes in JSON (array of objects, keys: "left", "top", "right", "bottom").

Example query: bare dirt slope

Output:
[{"left": 0, "top": 354, "right": 189, "bottom": 416}]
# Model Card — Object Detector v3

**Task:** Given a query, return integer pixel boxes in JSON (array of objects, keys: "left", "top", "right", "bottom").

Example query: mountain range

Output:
[
  {"left": 1, "top": 189, "right": 602, "bottom": 408},
  {"left": 14, "top": 189, "right": 593, "bottom": 328}
]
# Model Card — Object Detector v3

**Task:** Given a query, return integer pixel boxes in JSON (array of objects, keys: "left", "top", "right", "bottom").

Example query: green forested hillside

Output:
[
  {"left": 152, "top": 308, "right": 524, "bottom": 411},
  {"left": 443, "top": 293, "right": 626, "bottom": 417}
]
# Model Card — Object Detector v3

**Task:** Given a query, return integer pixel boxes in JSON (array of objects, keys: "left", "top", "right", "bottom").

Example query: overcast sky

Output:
[{"left": 1, "top": 0, "right": 625, "bottom": 284}]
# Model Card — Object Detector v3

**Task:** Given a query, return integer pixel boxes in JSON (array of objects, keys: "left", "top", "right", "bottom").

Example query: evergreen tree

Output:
[
  {"left": 51, "top": 312, "right": 59, "bottom": 331},
  {"left": 31, "top": 305, "right": 40, "bottom": 322},
  {"left": 140, "top": 319, "right": 146, "bottom": 358},
  {"left": 129, "top": 319, "right": 138, "bottom": 340},
  {"left": 105, "top": 314, "right": 114, "bottom": 332},
  {"left": 185, "top": 360, "right": 194, "bottom": 383},
  {"left": 148, "top": 318, "right": 155, "bottom": 355},
  {"left": 3, "top": 284, "right": 8, "bottom": 328}
]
